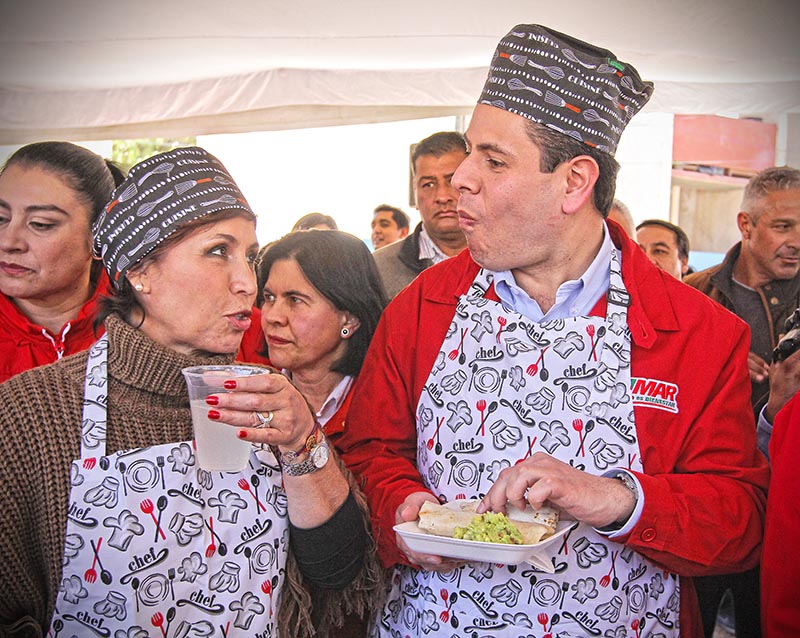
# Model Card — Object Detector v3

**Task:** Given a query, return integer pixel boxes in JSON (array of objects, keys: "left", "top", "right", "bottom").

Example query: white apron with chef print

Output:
[
  {"left": 377, "top": 249, "right": 680, "bottom": 638},
  {"left": 50, "top": 335, "right": 289, "bottom": 638}
]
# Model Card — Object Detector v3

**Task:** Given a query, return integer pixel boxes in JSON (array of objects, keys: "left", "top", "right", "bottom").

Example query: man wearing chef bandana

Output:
[{"left": 339, "top": 23, "right": 769, "bottom": 638}]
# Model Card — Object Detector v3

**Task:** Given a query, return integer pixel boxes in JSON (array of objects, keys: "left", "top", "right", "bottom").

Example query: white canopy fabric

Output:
[{"left": 1, "top": 0, "right": 798, "bottom": 143}]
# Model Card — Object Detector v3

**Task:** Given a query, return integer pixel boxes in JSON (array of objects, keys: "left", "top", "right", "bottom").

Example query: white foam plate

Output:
[{"left": 394, "top": 507, "right": 578, "bottom": 572}]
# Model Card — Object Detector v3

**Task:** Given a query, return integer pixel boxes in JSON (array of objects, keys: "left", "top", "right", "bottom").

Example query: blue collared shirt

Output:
[
  {"left": 490, "top": 225, "right": 640, "bottom": 535},
  {"left": 493, "top": 225, "right": 613, "bottom": 322}
]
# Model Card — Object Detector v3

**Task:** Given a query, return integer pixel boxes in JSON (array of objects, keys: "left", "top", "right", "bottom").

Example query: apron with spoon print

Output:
[
  {"left": 50, "top": 336, "right": 289, "bottom": 638},
  {"left": 378, "top": 248, "right": 680, "bottom": 638}
]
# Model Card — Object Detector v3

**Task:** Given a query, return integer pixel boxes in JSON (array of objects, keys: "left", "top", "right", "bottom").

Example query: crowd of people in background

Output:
[{"left": 1, "top": 20, "right": 798, "bottom": 638}]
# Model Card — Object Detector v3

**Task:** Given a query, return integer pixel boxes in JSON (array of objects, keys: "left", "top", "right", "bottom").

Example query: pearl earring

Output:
[
  {"left": 341, "top": 327, "right": 350, "bottom": 337},
  {"left": 134, "top": 283, "right": 144, "bottom": 292}
]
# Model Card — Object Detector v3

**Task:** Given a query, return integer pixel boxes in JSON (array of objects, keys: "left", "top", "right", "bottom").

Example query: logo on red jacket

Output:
[{"left": 630, "top": 377, "right": 679, "bottom": 413}]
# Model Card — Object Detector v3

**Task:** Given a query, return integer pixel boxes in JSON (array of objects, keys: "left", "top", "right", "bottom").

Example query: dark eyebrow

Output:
[
  {"left": 417, "top": 171, "right": 458, "bottom": 182},
  {"left": 0, "top": 198, "right": 70, "bottom": 216},
  {"left": 209, "top": 232, "right": 259, "bottom": 251},
  {"left": 464, "top": 131, "right": 514, "bottom": 158},
  {"left": 265, "top": 287, "right": 312, "bottom": 301},
  {"left": 474, "top": 142, "right": 513, "bottom": 157}
]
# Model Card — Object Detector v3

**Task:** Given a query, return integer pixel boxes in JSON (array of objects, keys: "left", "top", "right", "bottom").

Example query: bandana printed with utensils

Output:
[
  {"left": 479, "top": 23, "right": 653, "bottom": 156},
  {"left": 92, "top": 146, "right": 255, "bottom": 287}
]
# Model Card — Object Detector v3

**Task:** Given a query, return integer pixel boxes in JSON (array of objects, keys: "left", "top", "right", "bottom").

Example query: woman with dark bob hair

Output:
[
  {"left": 0, "top": 141, "right": 123, "bottom": 382},
  {"left": 257, "top": 230, "right": 388, "bottom": 636},
  {"left": 0, "top": 147, "right": 375, "bottom": 638}
]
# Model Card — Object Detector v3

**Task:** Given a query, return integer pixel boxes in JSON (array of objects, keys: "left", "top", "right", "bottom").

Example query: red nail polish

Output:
[
  {"left": 223, "top": 380, "right": 237, "bottom": 390},
  {"left": 237, "top": 430, "right": 248, "bottom": 439},
  {"left": 205, "top": 395, "right": 219, "bottom": 406},
  {"left": 208, "top": 410, "right": 221, "bottom": 420}
]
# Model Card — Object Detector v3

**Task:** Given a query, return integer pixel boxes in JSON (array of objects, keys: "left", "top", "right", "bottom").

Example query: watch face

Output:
[{"left": 312, "top": 443, "right": 329, "bottom": 469}]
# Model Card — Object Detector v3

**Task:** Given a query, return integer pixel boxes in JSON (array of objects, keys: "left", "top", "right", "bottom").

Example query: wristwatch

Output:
[
  {"left": 280, "top": 425, "right": 330, "bottom": 476},
  {"left": 597, "top": 471, "right": 639, "bottom": 533},
  {"left": 615, "top": 471, "right": 639, "bottom": 500}
]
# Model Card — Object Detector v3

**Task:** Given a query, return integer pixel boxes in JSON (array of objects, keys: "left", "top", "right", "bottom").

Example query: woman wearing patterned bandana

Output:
[
  {"left": 0, "top": 142, "right": 121, "bottom": 383},
  {"left": 0, "top": 147, "right": 374, "bottom": 638}
]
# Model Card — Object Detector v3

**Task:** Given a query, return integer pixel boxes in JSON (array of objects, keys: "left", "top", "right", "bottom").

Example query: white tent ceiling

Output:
[{"left": 1, "top": 0, "right": 798, "bottom": 143}]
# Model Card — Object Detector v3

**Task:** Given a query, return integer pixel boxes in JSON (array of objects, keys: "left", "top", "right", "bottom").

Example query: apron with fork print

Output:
[
  {"left": 50, "top": 335, "right": 289, "bottom": 638},
  {"left": 377, "top": 248, "right": 680, "bottom": 638}
]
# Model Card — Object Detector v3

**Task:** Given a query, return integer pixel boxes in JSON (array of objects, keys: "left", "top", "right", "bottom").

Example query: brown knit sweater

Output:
[{"left": 0, "top": 315, "right": 383, "bottom": 638}]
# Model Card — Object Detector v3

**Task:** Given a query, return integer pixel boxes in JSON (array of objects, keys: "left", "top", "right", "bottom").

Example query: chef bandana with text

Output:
[
  {"left": 376, "top": 248, "right": 680, "bottom": 638},
  {"left": 479, "top": 24, "right": 654, "bottom": 156},
  {"left": 92, "top": 146, "right": 255, "bottom": 287}
]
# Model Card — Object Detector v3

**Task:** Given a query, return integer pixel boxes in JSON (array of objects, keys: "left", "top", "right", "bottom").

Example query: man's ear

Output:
[
  {"left": 737, "top": 211, "right": 753, "bottom": 240},
  {"left": 399, "top": 228, "right": 410, "bottom": 239},
  {"left": 562, "top": 155, "right": 600, "bottom": 215}
]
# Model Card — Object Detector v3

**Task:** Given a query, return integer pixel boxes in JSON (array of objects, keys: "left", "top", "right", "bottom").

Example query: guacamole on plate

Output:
[{"left": 453, "top": 511, "right": 523, "bottom": 545}]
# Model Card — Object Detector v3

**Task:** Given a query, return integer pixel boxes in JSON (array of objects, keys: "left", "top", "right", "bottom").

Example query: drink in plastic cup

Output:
[{"left": 181, "top": 364, "right": 271, "bottom": 471}]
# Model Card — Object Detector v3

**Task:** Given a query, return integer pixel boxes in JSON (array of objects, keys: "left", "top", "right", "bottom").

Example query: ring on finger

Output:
[{"left": 253, "top": 410, "right": 274, "bottom": 428}]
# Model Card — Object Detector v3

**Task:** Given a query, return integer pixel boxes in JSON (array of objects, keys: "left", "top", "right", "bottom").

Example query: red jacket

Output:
[
  {"left": 338, "top": 223, "right": 769, "bottom": 638},
  {"left": 236, "top": 307, "right": 269, "bottom": 365},
  {"left": 762, "top": 392, "right": 800, "bottom": 637},
  {"left": 0, "top": 272, "right": 110, "bottom": 383}
]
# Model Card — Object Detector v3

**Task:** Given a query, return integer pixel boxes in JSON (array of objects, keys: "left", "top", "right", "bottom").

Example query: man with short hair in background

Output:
[
  {"left": 636, "top": 218, "right": 691, "bottom": 279},
  {"left": 684, "top": 165, "right": 800, "bottom": 638},
  {"left": 372, "top": 132, "right": 467, "bottom": 298},
  {"left": 371, "top": 204, "right": 410, "bottom": 250}
]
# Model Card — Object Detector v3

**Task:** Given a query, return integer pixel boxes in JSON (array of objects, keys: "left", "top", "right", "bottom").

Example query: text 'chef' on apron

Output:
[
  {"left": 376, "top": 248, "right": 680, "bottom": 638},
  {"left": 50, "top": 335, "right": 290, "bottom": 638}
]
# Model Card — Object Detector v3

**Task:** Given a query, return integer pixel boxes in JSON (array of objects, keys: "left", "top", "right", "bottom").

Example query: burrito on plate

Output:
[{"left": 418, "top": 500, "right": 558, "bottom": 545}]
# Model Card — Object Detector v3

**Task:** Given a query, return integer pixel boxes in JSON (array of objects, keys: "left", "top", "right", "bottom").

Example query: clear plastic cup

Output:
[{"left": 181, "top": 364, "right": 270, "bottom": 471}]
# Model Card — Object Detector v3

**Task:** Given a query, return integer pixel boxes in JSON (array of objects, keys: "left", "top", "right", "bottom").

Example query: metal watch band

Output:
[
  {"left": 616, "top": 472, "right": 638, "bottom": 499},
  {"left": 597, "top": 472, "right": 639, "bottom": 533},
  {"left": 281, "top": 439, "right": 330, "bottom": 476}
]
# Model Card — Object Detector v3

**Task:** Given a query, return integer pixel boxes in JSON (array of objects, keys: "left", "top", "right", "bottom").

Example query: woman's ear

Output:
[
  {"left": 341, "top": 313, "right": 361, "bottom": 338},
  {"left": 126, "top": 268, "right": 149, "bottom": 293}
]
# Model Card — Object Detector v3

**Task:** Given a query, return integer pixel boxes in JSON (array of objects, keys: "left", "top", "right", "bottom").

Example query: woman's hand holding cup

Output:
[{"left": 203, "top": 368, "right": 315, "bottom": 450}]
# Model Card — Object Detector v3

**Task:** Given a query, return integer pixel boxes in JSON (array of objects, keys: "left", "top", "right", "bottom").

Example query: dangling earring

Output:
[
  {"left": 340, "top": 327, "right": 350, "bottom": 337},
  {"left": 134, "top": 283, "right": 144, "bottom": 292}
]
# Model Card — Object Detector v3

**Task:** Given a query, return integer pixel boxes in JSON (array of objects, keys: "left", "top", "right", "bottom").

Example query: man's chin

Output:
[
  {"left": 773, "top": 260, "right": 800, "bottom": 279},
  {"left": 467, "top": 244, "right": 506, "bottom": 272}
]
